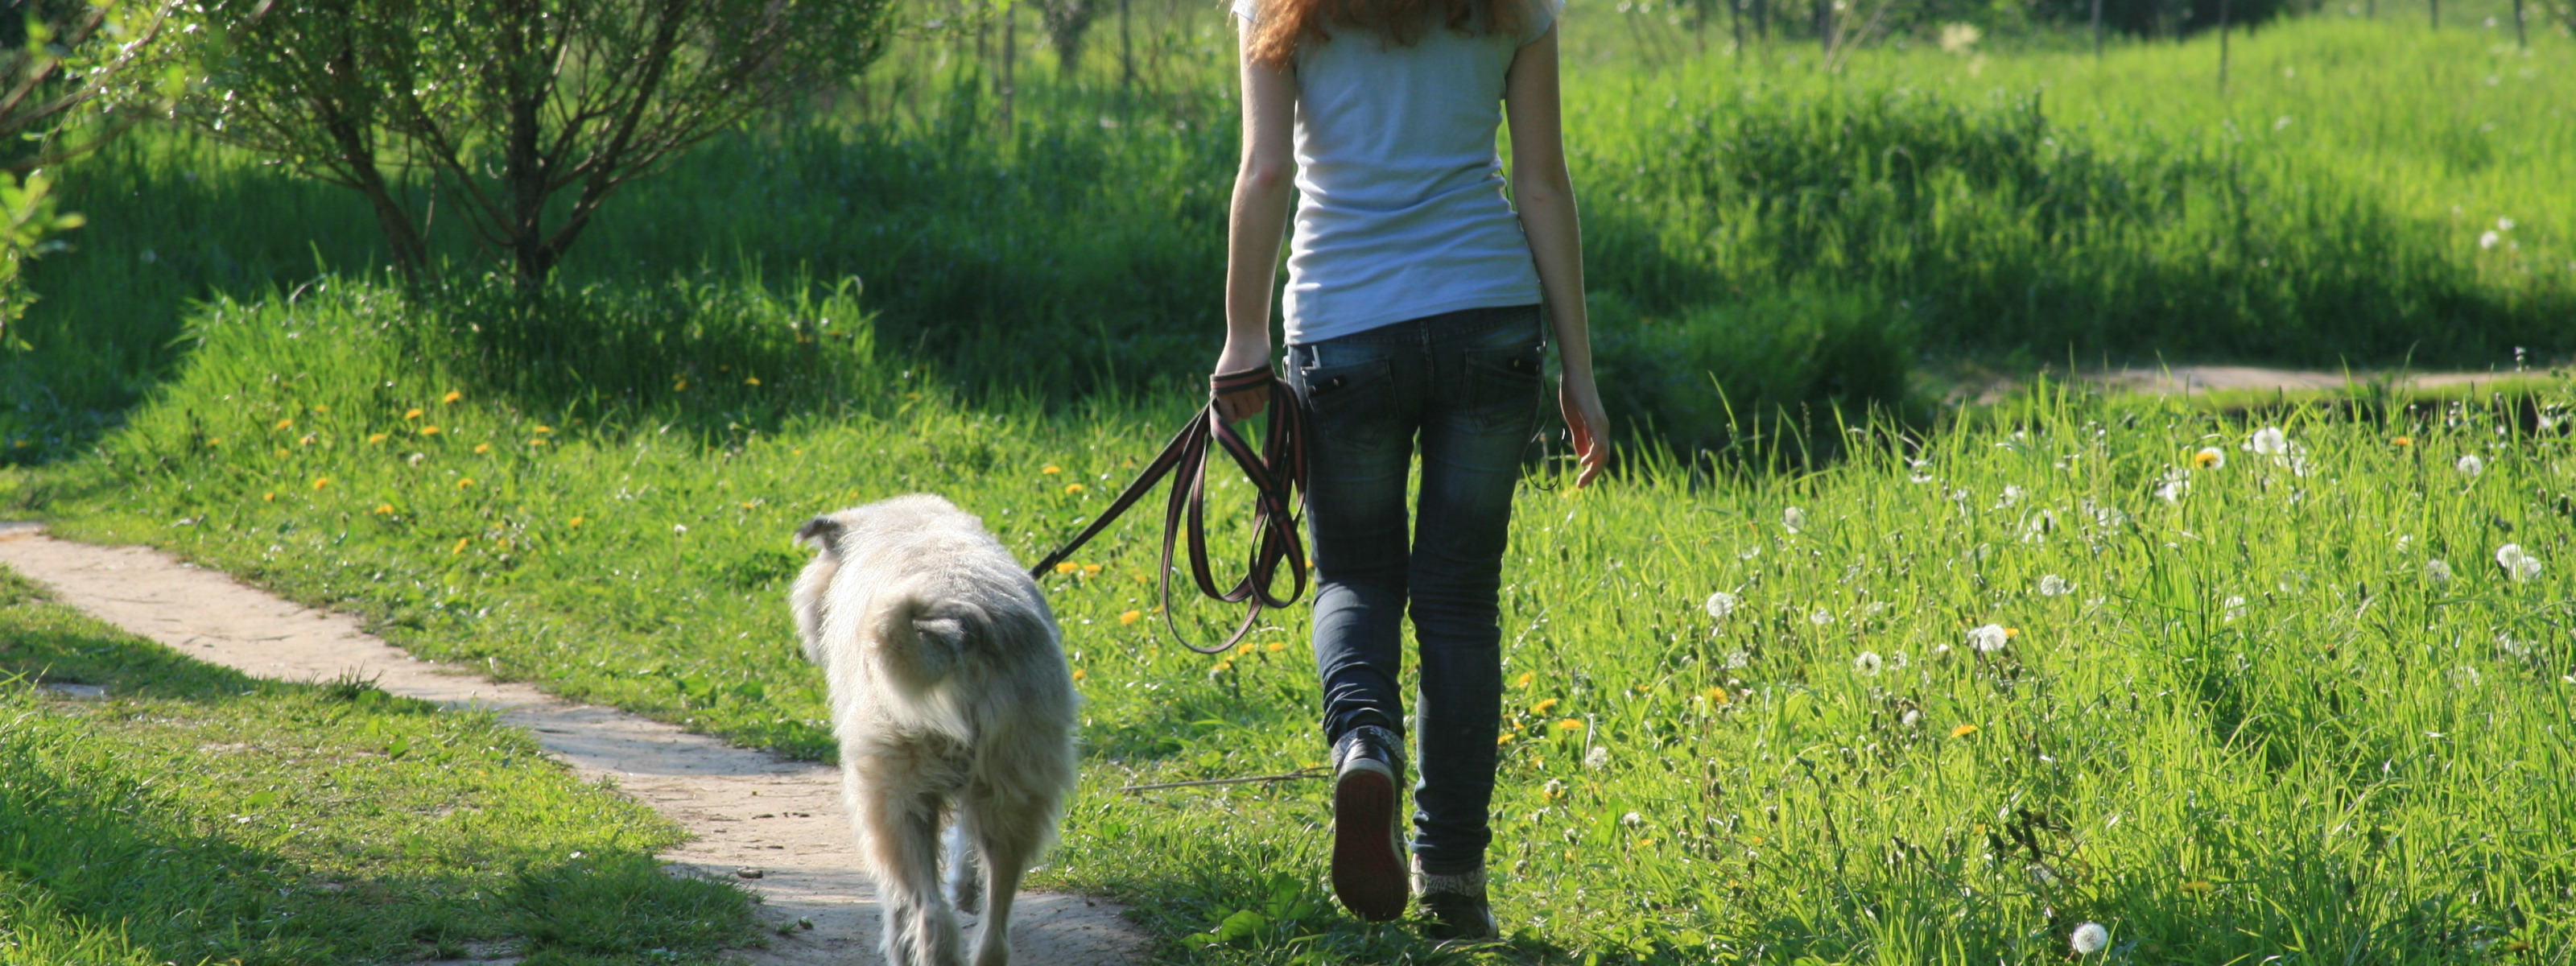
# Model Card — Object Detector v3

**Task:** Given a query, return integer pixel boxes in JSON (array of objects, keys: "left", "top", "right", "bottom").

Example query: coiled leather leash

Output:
[{"left": 1027, "top": 367, "right": 1309, "bottom": 654}]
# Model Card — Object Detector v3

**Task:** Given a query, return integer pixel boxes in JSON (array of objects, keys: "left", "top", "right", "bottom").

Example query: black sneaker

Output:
[
  {"left": 1329, "top": 724, "right": 1409, "bottom": 921},
  {"left": 1413, "top": 861, "right": 1498, "bottom": 943}
]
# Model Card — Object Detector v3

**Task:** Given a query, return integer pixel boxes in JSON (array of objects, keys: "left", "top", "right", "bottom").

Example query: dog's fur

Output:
[{"left": 791, "top": 494, "right": 1078, "bottom": 966}]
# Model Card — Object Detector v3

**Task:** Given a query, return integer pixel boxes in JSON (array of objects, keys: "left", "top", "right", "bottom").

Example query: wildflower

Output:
[
  {"left": 1701, "top": 687, "right": 1731, "bottom": 705},
  {"left": 1852, "top": 651, "right": 1883, "bottom": 676},
  {"left": 1951, "top": 723, "right": 1978, "bottom": 738},
  {"left": 2071, "top": 923, "right": 2110, "bottom": 956},
  {"left": 568, "top": 517, "right": 584, "bottom": 528},
  {"left": 406, "top": 452, "right": 427, "bottom": 466},
  {"left": 1723, "top": 649, "right": 1749, "bottom": 669},
  {"left": 207, "top": 438, "right": 222, "bottom": 447},
  {"left": 673, "top": 379, "right": 688, "bottom": 391},
  {"left": 273, "top": 418, "right": 293, "bottom": 430},
  {"left": 420, "top": 426, "right": 441, "bottom": 436},
  {"left": 2223, "top": 596, "right": 2247, "bottom": 622},
  {"left": 2500, "top": 217, "right": 2516, "bottom": 232},
  {"left": 1266, "top": 641, "right": 1285, "bottom": 653},
  {"left": 535, "top": 425, "right": 552, "bottom": 434},
  {"left": 457, "top": 477, "right": 476, "bottom": 489},
  {"left": 1900, "top": 708, "right": 1922, "bottom": 729},
  {"left": 312, "top": 404, "right": 329, "bottom": 414},
  {"left": 366, "top": 433, "right": 389, "bottom": 444},
  {"left": 528, "top": 439, "right": 546, "bottom": 447},
  {"left": 1967, "top": 624, "right": 2008, "bottom": 653},
  {"left": 451, "top": 537, "right": 469, "bottom": 555},
  {"left": 2456, "top": 454, "right": 2484, "bottom": 477},
  {"left": 2179, "top": 880, "right": 2214, "bottom": 896},
  {"left": 312, "top": 477, "right": 330, "bottom": 490},
  {"left": 2496, "top": 543, "right": 2542, "bottom": 582},
  {"left": 2038, "top": 574, "right": 2073, "bottom": 597},
  {"left": 373, "top": 503, "right": 394, "bottom": 514},
  {"left": 1120, "top": 609, "right": 1142, "bottom": 625},
  {"left": 1515, "top": 671, "right": 1537, "bottom": 688},
  {"left": 2480, "top": 231, "right": 2501, "bottom": 250},
  {"left": 1081, "top": 564, "right": 1100, "bottom": 576},
  {"left": 2192, "top": 447, "right": 2224, "bottom": 469},
  {"left": 2246, "top": 427, "right": 2289, "bottom": 455},
  {"left": 1555, "top": 718, "right": 1584, "bottom": 731},
  {"left": 473, "top": 443, "right": 491, "bottom": 454},
  {"left": 674, "top": 524, "right": 689, "bottom": 535},
  {"left": 274, "top": 448, "right": 291, "bottom": 457},
  {"left": 744, "top": 377, "right": 761, "bottom": 386},
  {"left": 1995, "top": 485, "right": 2025, "bottom": 509},
  {"left": 1210, "top": 660, "right": 1232, "bottom": 674},
  {"left": 1620, "top": 811, "right": 1644, "bottom": 830},
  {"left": 1042, "top": 465, "right": 1062, "bottom": 475},
  {"left": 2154, "top": 468, "right": 2189, "bottom": 503},
  {"left": 1542, "top": 778, "right": 1567, "bottom": 800},
  {"left": 1938, "top": 22, "right": 1980, "bottom": 52},
  {"left": 1072, "top": 669, "right": 1087, "bottom": 681},
  {"left": 1531, "top": 697, "right": 1561, "bottom": 716},
  {"left": 1235, "top": 642, "right": 1257, "bottom": 657},
  {"left": 1496, "top": 733, "right": 1514, "bottom": 745},
  {"left": 1783, "top": 506, "right": 1807, "bottom": 533},
  {"left": 1584, "top": 746, "right": 1610, "bottom": 770},
  {"left": 441, "top": 390, "right": 462, "bottom": 404},
  {"left": 1809, "top": 609, "right": 1832, "bottom": 625},
  {"left": 404, "top": 408, "right": 423, "bottom": 420},
  {"left": 262, "top": 491, "right": 275, "bottom": 502},
  {"left": 2426, "top": 559, "right": 2454, "bottom": 583},
  {"left": 2392, "top": 436, "right": 2413, "bottom": 447},
  {"left": 1704, "top": 591, "right": 1738, "bottom": 620},
  {"left": 1055, "top": 561, "right": 1080, "bottom": 575}
]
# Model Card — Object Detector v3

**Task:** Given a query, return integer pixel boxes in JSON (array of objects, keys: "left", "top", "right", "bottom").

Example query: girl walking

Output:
[{"left": 1208, "top": 0, "right": 1609, "bottom": 937}]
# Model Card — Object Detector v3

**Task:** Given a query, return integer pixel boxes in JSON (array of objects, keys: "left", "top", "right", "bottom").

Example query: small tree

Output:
[
  {"left": 1039, "top": 0, "right": 1103, "bottom": 77},
  {"left": 188, "top": 0, "right": 897, "bottom": 288}
]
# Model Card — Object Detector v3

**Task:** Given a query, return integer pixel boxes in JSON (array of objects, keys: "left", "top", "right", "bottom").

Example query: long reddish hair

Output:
[{"left": 1246, "top": 0, "right": 1526, "bottom": 68}]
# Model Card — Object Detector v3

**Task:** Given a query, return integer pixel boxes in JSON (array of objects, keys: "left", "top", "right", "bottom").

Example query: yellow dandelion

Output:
[
  {"left": 1497, "top": 733, "right": 1515, "bottom": 745},
  {"left": 450, "top": 537, "right": 469, "bottom": 555},
  {"left": 420, "top": 426, "right": 441, "bottom": 436},
  {"left": 273, "top": 448, "right": 290, "bottom": 457},
  {"left": 312, "top": 477, "right": 331, "bottom": 490},
  {"left": 2392, "top": 436, "right": 2413, "bottom": 447},
  {"left": 535, "top": 425, "right": 552, "bottom": 434},
  {"left": 207, "top": 438, "right": 222, "bottom": 447},
  {"left": 1064, "top": 483, "right": 1086, "bottom": 494},
  {"left": 2192, "top": 448, "right": 2221, "bottom": 469},
  {"left": 1531, "top": 697, "right": 1561, "bottom": 716},
  {"left": 1082, "top": 564, "right": 1101, "bottom": 576},
  {"left": 740, "top": 502, "right": 754, "bottom": 510},
  {"left": 1702, "top": 687, "right": 1732, "bottom": 705},
  {"left": 529, "top": 439, "right": 547, "bottom": 447},
  {"left": 275, "top": 418, "right": 293, "bottom": 430},
  {"left": 1951, "top": 723, "right": 1979, "bottom": 738},
  {"left": 297, "top": 434, "right": 316, "bottom": 447},
  {"left": 404, "top": 408, "right": 423, "bottom": 420},
  {"left": 1212, "top": 660, "right": 1232, "bottom": 673},
  {"left": 744, "top": 377, "right": 761, "bottom": 386},
  {"left": 1119, "top": 609, "right": 1142, "bottom": 625},
  {"left": 1555, "top": 718, "right": 1585, "bottom": 731},
  {"left": 441, "top": 390, "right": 462, "bottom": 404},
  {"left": 568, "top": 517, "right": 584, "bottom": 528},
  {"left": 2005, "top": 626, "right": 2021, "bottom": 638},
  {"left": 312, "top": 404, "right": 329, "bottom": 414},
  {"left": 2179, "top": 880, "right": 2214, "bottom": 896},
  {"left": 372, "top": 503, "right": 393, "bottom": 515},
  {"left": 1131, "top": 572, "right": 1150, "bottom": 584},
  {"left": 366, "top": 433, "right": 389, "bottom": 444},
  {"left": 262, "top": 491, "right": 275, "bottom": 502},
  {"left": 1041, "top": 464, "right": 1062, "bottom": 475},
  {"left": 1635, "top": 838, "right": 1654, "bottom": 849},
  {"left": 1514, "top": 671, "right": 1536, "bottom": 688},
  {"left": 674, "top": 378, "right": 689, "bottom": 391},
  {"left": 1055, "top": 562, "right": 1080, "bottom": 575},
  {"left": 1266, "top": 641, "right": 1285, "bottom": 653},
  {"left": 1072, "top": 669, "right": 1088, "bottom": 681},
  {"left": 457, "top": 477, "right": 476, "bottom": 489},
  {"left": 1635, "top": 684, "right": 1651, "bottom": 694},
  {"left": 1235, "top": 642, "right": 1257, "bottom": 656},
  {"left": 473, "top": 443, "right": 491, "bottom": 454}
]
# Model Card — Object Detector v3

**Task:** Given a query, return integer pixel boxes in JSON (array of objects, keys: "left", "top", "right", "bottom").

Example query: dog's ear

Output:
[{"left": 795, "top": 515, "right": 845, "bottom": 553}]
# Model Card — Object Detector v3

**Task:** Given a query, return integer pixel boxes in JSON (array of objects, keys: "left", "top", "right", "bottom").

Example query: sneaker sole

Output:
[{"left": 1331, "top": 763, "right": 1407, "bottom": 922}]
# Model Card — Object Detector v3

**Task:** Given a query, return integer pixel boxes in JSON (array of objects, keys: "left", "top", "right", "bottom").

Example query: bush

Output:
[{"left": 1594, "top": 287, "right": 1918, "bottom": 461}]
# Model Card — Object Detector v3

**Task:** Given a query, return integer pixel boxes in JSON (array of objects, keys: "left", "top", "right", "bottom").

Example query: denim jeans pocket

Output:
[
  {"left": 1294, "top": 354, "right": 1399, "bottom": 448},
  {"left": 1461, "top": 342, "right": 1543, "bottom": 434}
]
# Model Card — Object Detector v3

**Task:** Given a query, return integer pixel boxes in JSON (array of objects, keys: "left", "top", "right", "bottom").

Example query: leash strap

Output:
[{"left": 1027, "top": 368, "right": 1308, "bottom": 654}]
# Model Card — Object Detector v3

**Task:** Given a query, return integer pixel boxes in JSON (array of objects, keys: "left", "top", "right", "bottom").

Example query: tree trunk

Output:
[
  {"left": 2091, "top": 0, "right": 2102, "bottom": 56},
  {"left": 2217, "top": 0, "right": 2231, "bottom": 90}
]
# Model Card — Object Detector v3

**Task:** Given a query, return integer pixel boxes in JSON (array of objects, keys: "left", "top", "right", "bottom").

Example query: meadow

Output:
[{"left": 1, "top": 0, "right": 2573, "bottom": 962}]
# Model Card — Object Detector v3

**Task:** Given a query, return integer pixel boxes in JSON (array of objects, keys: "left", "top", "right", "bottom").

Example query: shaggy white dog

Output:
[{"left": 791, "top": 494, "right": 1079, "bottom": 966}]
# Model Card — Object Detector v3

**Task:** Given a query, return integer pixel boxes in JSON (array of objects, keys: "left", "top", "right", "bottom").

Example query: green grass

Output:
[
  {"left": 0, "top": 565, "right": 760, "bottom": 965},
  {"left": 14, "top": 277, "right": 2575, "bottom": 963}
]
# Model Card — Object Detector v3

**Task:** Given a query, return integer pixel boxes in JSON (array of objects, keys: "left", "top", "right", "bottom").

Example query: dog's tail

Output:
[{"left": 869, "top": 580, "right": 992, "bottom": 695}]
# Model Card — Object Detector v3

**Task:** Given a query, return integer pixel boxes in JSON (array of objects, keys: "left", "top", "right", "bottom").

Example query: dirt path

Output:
[
  {"left": 0, "top": 522, "right": 1148, "bottom": 966},
  {"left": 2091, "top": 365, "right": 2557, "bottom": 395}
]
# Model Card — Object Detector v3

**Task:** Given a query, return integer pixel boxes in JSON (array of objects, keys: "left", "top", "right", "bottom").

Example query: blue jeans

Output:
[{"left": 1287, "top": 303, "right": 1542, "bottom": 876}]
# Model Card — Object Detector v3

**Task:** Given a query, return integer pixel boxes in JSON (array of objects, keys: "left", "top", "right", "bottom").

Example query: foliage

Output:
[
  {"left": 0, "top": 568, "right": 759, "bottom": 965},
  {"left": 181, "top": 0, "right": 900, "bottom": 285},
  {"left": 21, "top": 272, "right": 2576, "bottom": 962}
]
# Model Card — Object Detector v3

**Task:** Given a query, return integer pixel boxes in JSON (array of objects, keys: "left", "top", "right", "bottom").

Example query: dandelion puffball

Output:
[
  {"left": 1968, "top": 624, "right": 2008, "bottom": 653},
  {"left": 1809, "top": 609, "right": 1833, "bottom": 625},
  {"left": 1620, "top": 811, "right": 1645, "bottom": 830},
  {"left": 1853, "top": 651, "right": 1884, "bottom": 676},
  {"left": 2457, "top": 454, "right": 2485, "bottom": 477},
  {"left": 2426, "top": 559, "right": 2454, "bottom": 583},
  {"left": 2071, "top": 922, "right": 2110, "bottom": 955},
  {"left": 1583, "top": 745, "right": 1611, "bottom": 770},
  {"left": 2497, "top": 543, "right": 2543, "bottom": 582},
  {"left": 1783, "top": 506, "right": 1807, "bottom": 533},
  {"left": 2223, "top": 596, "right": 2248, "bottom": 622},
  {"left": 2038, "top": 574, "right": 2072, "bottom": 597},
  {"left": 2245, "top": 427, "right": 2289, "bottom": 455},
  {"left": 1706, "top": 592, "right": 1739, "bottom": 620},
  {"left": 2480, "top": 230, "right": 2501, "bottom": 250}
]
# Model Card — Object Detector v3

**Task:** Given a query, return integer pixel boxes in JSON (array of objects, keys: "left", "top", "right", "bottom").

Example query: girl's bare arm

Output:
[
  {"left": 1213, "top": 20, "right": 1299, "bottom": 422},
  {"left": 1505, "top": 26, "right": 1609, "bottom": 486}
]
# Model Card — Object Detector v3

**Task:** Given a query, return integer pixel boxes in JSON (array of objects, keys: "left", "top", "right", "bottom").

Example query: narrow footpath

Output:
[{"left": 0, "top": 522, "right": 1148, "bottom": 966}]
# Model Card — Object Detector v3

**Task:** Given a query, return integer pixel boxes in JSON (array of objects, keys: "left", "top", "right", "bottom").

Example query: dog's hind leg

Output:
[
  {"left": 944, "top": 818, "right": 985, "bottom": 917},
  {"left": 857, "top": 782, "right": 965, "bottom": 966},
  {"left": 963, "top": 791, "right": 1057, "bottom": 966}
]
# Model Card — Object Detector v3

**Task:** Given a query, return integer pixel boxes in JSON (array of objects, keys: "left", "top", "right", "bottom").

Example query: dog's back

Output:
[{"left": 791, "top": 493, "right": 1078, "bottom": 966}]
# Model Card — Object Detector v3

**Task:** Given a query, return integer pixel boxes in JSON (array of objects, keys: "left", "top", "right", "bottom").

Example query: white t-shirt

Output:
[{"left": 1232, "top": 0, "right": 1559, "bottom": 345}]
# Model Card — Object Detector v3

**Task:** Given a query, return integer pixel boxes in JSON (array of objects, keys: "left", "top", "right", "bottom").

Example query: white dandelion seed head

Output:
[
  {"left": 1739, "top": 545, "right": 1762, "bottom": 561},
  {"left": 1583, "top": 745, "right": 1612, "bottom": 770},
  {"left": 2396, "top": 534, "right": 2414, "bottom": 553},
  {"left": 2038, "top": 574, "right": 2073, "bottom": 597},
  {"left": 1968, "top": 624, "right": 2008, "bottom": 653},
  {"left": 1723, "top": 650, "right": 1750, "bottom": 670},
  {"left": 2480, "top": 230, "right": 2502, "bottom": 250},
  {"left": 2497, "top": 543, "right": 2543, "bottom": 582},
  {"left": 2071, "top": 922, "right": 2110, "bottom": 955},
  {"left": 2457, "top": 454, "right": 2485, "bottom": 477},
  {"left": 2499, "top": 217, "right": 2516, "bottom": 231},
  {"left": 1705, "top": 592, "right": 1740, "bottom": 620},
  {"left": 2223, "top": 595, "right": 2248, "bottom": 622},
  {"left": 2155, "top": 468, "right": 2190, "bottom": 503},
  {"left": 1809, "top": 608, "right": 1834, "bottom": 626},
  {"left": 406, "top": 452, "right": 428, "bottom": 466},
  {"left": 1620, "top": 811, "right": 1645, "bottom": 830},
  {"left": 1996, "top": 485, "right": 2026, "bottom": 509},
  {"left": 2246, "top": 427, "right": 2289, "bottom": 455},
  {"left": 1784, "top": 506, "right": 1808, "bottom": 533},
  {"left": 1900, "top": 708, "right": 1922, "bottom": 728},
  {"left": 1542, "top": 778, "right": 1567, "bottom": 798},
  {"left": 1930, "top": 642, "right": 1955, "bottom": 661},
  {"left": 2426, "top": 558, "right": 2454, "bottom": 583},
  {"left": 1853, "top": 650, "right": 1884, "bottom": 676},
  {"left": 2498, "top": 633, "right": 2533, "bottom": 659},
  {"left": 1891, "top": 650, "right": 1910, "bottom": 670},
  {"left": 675, "top": 523, "right": 689, "bottom": 535}
]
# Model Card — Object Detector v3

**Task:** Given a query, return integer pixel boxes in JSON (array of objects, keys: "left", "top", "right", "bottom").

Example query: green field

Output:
[
  {"left": 2, "top": 2, "right": 2574, "bottom": 963},
  {"left": 0, "top": 568, "right": 758, "bottom": 964}
]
